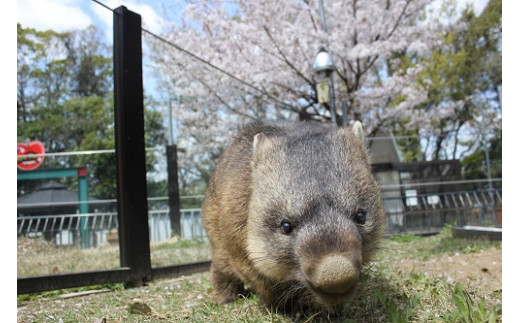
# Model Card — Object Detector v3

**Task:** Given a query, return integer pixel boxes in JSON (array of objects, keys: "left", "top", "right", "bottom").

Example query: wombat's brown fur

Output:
[{"left": 202, "top": 120, "right": 386, "bottom": 312}]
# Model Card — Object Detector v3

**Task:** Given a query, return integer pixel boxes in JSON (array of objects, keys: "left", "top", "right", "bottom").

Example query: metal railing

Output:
[
  {"left": 18, "top": 189, "right": 502, "bottom": 246},
  {"left": 17, "top": 209, "right": 207, "bottom": 247},
  {"left": 384, "top": 189, "right": 502, "bottom": 235}
]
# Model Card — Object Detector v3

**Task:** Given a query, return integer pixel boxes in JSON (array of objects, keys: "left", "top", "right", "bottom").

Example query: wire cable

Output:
[
  {"left": 16, "top": 147, "right": 161, "bottom": 158},
  {"left": 140, "top": 28, "right": 295, "bottom": 111},
  {"left": 90, "top": 0, "right": 296, "bottom": 111},
  {"left": 91, "top": 0, "right": 115, "bottom": 13}
]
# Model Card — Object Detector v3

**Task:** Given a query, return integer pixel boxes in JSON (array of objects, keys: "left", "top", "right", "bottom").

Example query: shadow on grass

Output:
[
  {"left": 181, "top": 269, "right": 413, "bottom": 323},
  {"left": 325, "top": 268, "right": 418, "bottom": 323}
]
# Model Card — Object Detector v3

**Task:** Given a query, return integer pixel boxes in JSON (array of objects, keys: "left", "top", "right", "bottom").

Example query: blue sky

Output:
[
  {"left": 17, "top": 0, "right": 490, "bottom": 41},
  {"left": 17, "top": 0, "right": 185, "bottom": 39}
]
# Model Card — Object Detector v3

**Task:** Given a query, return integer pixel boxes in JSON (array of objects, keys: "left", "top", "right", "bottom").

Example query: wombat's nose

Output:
[{"left": 311, "top": 255, "right": 359, "bottom": 295}]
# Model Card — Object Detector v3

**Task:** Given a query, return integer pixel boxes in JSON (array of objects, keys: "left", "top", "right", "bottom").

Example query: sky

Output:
[
  {"left": 17, "top": 0, "right": 490, "bottom": 39},
  {"left": 17, "top": 0, "right": 180, "bottom": 37}
]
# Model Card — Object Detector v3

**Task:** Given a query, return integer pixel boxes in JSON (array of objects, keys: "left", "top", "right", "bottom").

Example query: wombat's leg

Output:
[
  {"left": 210, "top": 263, "right": 245, "bottom": 304},
  {"left": 254, "top": 284, "right": 295, "bottom": 312}
]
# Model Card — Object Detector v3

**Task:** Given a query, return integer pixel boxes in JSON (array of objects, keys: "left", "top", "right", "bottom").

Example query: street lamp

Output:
[{"left": 313, "top": 47, "right": 337, "bottom": 127}]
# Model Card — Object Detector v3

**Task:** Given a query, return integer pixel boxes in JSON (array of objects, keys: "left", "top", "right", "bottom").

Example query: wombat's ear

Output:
[
  {"left": 252, "top": 132, "right": 274, "bottom": 159},
  {"left": 253, "top": 133, "right": 267, "bottom": 152},
  {"left": 252, "top": 133, "right": 273, "bottom": 165},
  {"left": 350, "top": 121, "right": 372, "bottom": 163},
  {"left": 352, "top": 121, "right": 365, "bottom": 142}
]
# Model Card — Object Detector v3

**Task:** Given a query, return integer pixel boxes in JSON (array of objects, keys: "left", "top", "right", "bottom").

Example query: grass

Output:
[
  {"left": 386, "top": 225, "right": 502, "bottom": 260},
  {"left": 17, "top": 226, "right": 502, "bottom": 322},
  {"left": 17, "top": 235, "right": 211, "bottom": 277}
]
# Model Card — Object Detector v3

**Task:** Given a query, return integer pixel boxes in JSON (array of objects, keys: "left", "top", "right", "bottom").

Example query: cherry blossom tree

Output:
[{"left": 147, "top": 0, "right": 466, "bottom": 177}]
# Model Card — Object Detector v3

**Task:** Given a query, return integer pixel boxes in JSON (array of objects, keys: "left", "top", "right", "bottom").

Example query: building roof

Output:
[
  {"left": 17, "top": 180, "right": 96, "bottom": 213},
  {"left": 368, "top": 129, "right": 404, "bottom": 164}
]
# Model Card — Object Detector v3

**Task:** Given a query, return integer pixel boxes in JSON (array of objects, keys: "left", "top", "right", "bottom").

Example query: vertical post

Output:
[
  {"left": 483, "top": 144, "right": 493, "bottom": 190},
  {"left": 168, "top": 99, "right": 174, "bottom": 146},
  {"left": 78, "top": 166, "right": 90, "bottom": 248},
  {"left": 341, "top": 100, "right": 348, "bottom": 127},
  {"left": 167, "top": 145, "right": 182, "bottom": 237},
  {"left": 113, "top": 6, "right": 151, "bottom": 286},
  {"left": 318, "top": 0, "right": 328, "bottom": 33},
  {"left": 328, "top": 76, "right": 337, "bottom": 128},
  {"left": 316, "top": 0, "right": 337, "bottom": 128},
  {"left": 167, "top": 99, "right": 181, "bottom": 236}
]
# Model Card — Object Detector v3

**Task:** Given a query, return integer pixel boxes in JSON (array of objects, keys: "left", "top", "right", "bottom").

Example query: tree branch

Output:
[{"left": 263, "top": 25, "right": 314, "bottom": 86}]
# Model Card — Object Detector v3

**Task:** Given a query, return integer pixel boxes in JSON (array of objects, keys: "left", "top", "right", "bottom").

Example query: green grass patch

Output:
[
  {"left": 17, "top": 236, "right": 211, "bottom": 277},
  {"left": 389, "top": 234, "right": 425, "bottom": 243},
  {"left": 386, "top": 225, "right": 502, "bottom": 262},
  {"left": 446, "top": 284, "right": 502, "bottom": 323},
  {"left": 17, "top": 230, "right": 501, "bottom": 322}
]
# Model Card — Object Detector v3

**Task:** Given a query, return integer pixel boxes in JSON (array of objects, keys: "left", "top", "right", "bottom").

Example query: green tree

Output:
[
  {"left": 17, "top": 24, "right": 165, "bottom": 199},
  {"left": 461, "top": 130, "right": 502, "bottom": 180},
  {"left": 394, "top": 0, "right": 502, "bottom": 162}
]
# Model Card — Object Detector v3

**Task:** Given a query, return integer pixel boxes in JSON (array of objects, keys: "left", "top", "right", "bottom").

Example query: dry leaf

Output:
[{"left": 128, "top": 302, "right": 152, "bottom": 315}]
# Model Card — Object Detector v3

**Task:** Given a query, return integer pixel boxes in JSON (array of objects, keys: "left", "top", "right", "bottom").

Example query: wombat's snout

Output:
[{"left": 306, "top": 255, "right": 359, "bottom": 295}]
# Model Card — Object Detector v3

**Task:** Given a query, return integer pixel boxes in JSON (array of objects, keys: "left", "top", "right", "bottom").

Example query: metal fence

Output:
[
  {"left": 18, "top": 189, "right": 502, "bottom": 247},
  {"left": 149, "top": 209, "right": 206, "bottom": 242},
  {"left": 17, "top": 209, "right": 207, "bottom": 248},
  {"left": 384, "top": 189, "right": 502, "bottom": 235}
]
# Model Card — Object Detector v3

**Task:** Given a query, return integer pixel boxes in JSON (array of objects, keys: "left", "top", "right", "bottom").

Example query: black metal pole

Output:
[
  {"left": 113, "top": 5, "right": 152, "bottom": 286},
  {"left": 166, "top": 145, "right": 181, "bottom": 236}
]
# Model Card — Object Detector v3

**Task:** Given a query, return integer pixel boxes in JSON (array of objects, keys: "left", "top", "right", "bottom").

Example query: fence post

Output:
[
  {"left": 113, "top": 5, "right": 152, "bottom": 286},
  {"left": 167, "top": 145, "right": 182, "bottom": 237},
  {"left": 78, "top": 166, "right": 90, "bottom": 248}
]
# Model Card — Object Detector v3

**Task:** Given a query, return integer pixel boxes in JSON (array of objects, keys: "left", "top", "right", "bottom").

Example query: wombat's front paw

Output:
[{"left": 210, "top": 265, "right": 247, "bottom": 304}]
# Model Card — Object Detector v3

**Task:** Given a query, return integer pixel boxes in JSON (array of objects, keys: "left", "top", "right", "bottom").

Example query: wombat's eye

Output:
[
  {"left": 354, "top": 210, "right": 367, "bottom": 225},
  {"left": 281, "top": 221, "right": 293, "bottom": 235}
]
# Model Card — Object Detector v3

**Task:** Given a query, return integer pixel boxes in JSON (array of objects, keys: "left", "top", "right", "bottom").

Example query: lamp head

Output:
[{"left": 313, "top": 47, "right": 335, "bottom": 74}]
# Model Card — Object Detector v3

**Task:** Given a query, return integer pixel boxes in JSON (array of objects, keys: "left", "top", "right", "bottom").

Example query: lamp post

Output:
[
  {"left": 313, "top": 47, "right": 337, "bottom": 127},
  {"left": 313, "top": 0, "right": 338, "bottom": 127}
]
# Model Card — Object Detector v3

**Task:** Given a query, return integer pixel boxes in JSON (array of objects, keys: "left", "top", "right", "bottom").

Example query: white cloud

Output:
[
  {"left": 90, "top": 0, "right": 164, "bottom": 32},
  {"left": 89, "top": 0, "right": 165, "bottom": 43},
  {"left": 17, "top": 0, "right": 92, "bottom": 31},
  {"left": 89, "top": 0, "right": 113, "bottom": 40},
  {"left": 18, "top": 0, "right": 164, "bottom": 40}
]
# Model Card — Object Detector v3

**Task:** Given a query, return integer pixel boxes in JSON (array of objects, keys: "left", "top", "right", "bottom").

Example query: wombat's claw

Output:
[
  {"left": 290, "top": 311, "right": 303, "bottom": 323},
  {"left": 292, "top": 311, "right": 336, "bottom": 323}
]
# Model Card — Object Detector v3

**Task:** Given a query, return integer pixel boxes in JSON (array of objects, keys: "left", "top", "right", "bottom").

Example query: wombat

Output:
[{"left": 202, "top": 120, "right": 386, "bottom": 312}]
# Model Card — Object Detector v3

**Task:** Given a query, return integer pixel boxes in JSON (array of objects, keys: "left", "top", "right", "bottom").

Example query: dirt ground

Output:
[{"left": 394, "top": 247, "right": 502, "bottom": 293}]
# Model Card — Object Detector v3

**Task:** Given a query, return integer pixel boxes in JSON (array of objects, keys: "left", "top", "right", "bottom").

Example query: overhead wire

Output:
[
  {"left": 141, "top": 28, "right": 296, "bottom": 111},
  {"left": 91, "top": 0, "right": 114, "bottom": 12},
  {"left": 90, "top": 0, "right": 295, "bottom": 112},
  {"left": 16, "top": 147, "right": 161, "bottom": 158}
]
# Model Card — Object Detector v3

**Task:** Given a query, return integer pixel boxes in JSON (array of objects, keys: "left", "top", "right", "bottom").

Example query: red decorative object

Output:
[
  {"left": 77, "top": 166, "right": 87, "bottom": 177},
  {"left": 17, "top": 141, "right": 45, "bottom": 171}
]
